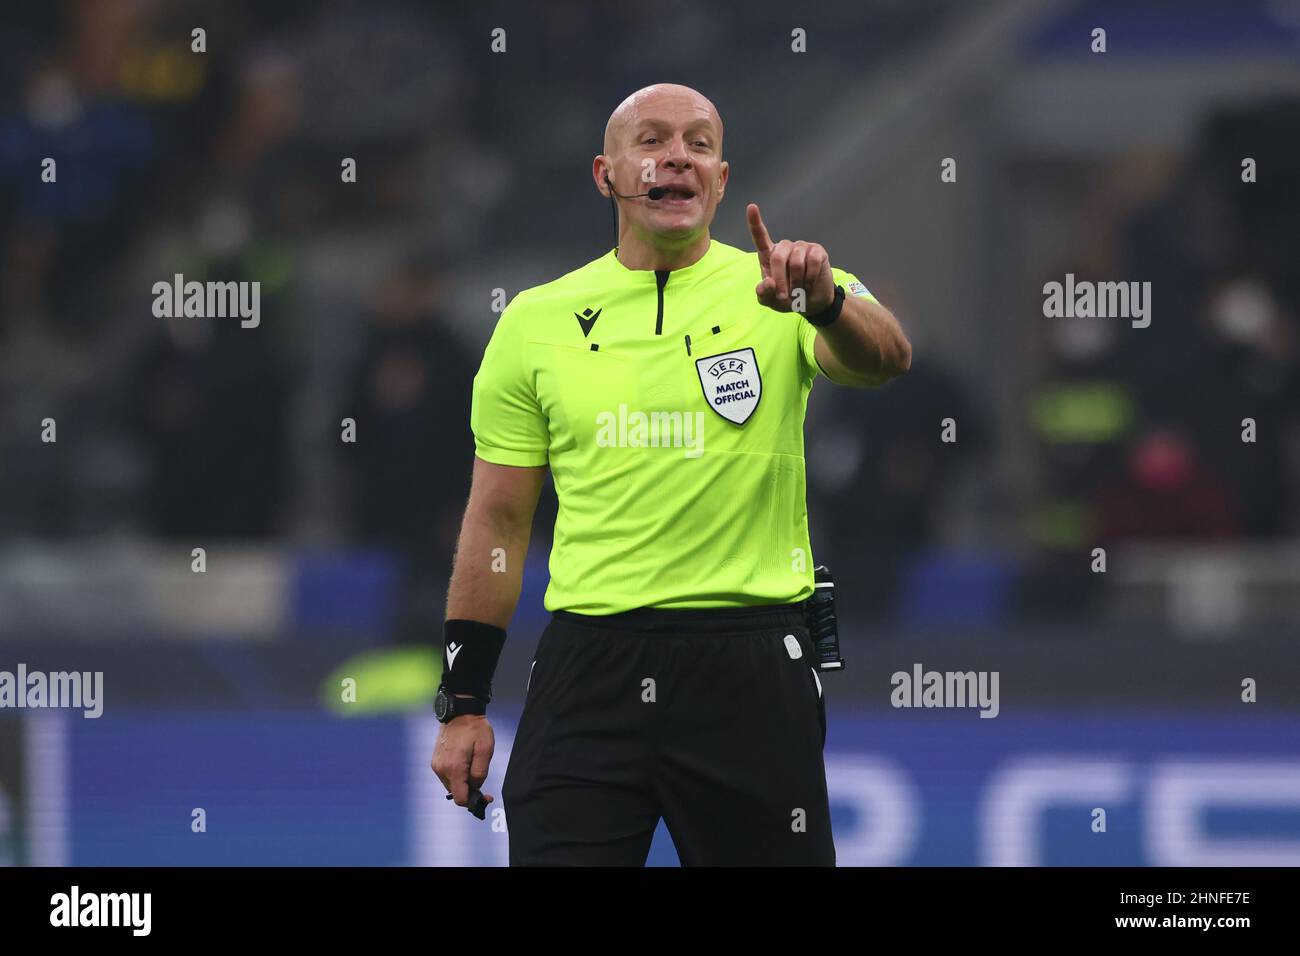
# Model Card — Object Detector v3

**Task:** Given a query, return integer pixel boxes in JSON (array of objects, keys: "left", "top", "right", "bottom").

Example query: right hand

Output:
[
  {"left": 746, "top": 202, "right": 836, "bottom": 315},
  {"left": 431, "top": 709, "right": 496, "bottom": 809}
]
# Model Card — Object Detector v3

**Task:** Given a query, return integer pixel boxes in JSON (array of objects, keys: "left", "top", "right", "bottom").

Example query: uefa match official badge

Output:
[{"left": 696, "top": 347, "right": 762, "bottom": 425}]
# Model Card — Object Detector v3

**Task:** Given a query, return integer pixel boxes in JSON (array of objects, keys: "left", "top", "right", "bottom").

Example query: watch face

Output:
[{"left": 434, "top": 688, "right": 450, "bottom": 721}]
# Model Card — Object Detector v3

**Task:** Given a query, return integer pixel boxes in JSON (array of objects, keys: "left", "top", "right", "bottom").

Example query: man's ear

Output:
[{"left": 593, "top": 155, "right": 611, "bottom": 198}]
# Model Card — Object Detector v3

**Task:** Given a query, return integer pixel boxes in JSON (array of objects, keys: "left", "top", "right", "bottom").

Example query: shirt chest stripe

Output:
[{"left": 654, "top": 270, "right": 669, "bottom": 335}]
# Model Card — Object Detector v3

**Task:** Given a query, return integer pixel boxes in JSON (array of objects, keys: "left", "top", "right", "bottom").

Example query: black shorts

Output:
[{"left": 501, "top": 604, "right": 835, "bottom": 866}]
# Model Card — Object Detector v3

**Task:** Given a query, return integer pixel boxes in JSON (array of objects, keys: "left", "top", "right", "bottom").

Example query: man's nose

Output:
[{"left": 662, "top": 137, "right": 691, "bottom": 167}]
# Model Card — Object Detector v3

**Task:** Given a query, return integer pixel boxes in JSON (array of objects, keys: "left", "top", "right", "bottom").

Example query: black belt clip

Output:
[{"left": 804, "top": 565, "right": 844, "bottom": 672}]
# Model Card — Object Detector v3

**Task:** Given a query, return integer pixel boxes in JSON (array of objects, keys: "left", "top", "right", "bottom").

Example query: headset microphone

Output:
[
  {"left": 604, "top": 175, "right": 669, "bottom": 254},
  {"left": 605, "top": 174, "right": 667, "bottom": 201}
]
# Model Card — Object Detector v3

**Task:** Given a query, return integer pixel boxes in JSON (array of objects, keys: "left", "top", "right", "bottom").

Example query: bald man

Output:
[{"left": 431, "top": 83, "right": 910, "bottom": 866}]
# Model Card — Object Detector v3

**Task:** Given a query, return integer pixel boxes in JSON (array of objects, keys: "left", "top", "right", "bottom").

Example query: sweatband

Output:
[{"left": 442, "top": 619, "right": 507, "bottom": 701}]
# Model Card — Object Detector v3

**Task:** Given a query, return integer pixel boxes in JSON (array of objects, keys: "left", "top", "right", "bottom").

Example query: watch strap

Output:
[
  {"left": 806, "top": 283, "right": 845, "bottom": 327},
  {"left": 436, "top": 685, "right": 489, "bottom": 722}
]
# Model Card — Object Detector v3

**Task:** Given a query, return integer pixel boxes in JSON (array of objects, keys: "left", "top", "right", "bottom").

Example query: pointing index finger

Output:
[{"left": 747, "top": 203, "right": 773, "bottom": 276}]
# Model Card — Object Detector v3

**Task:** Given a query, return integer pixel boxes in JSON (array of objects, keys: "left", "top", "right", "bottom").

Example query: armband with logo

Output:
[{"left": 442, "top": 619, "right": 507, "bottom": 701}]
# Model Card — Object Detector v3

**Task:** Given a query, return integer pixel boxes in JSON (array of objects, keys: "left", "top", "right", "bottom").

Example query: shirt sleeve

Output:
[
  {"left": 470, "top": 296, "right": 550, "bottom": 467},
  {"left": 797, "top": 266, "right": 878, "bottom": 380}
]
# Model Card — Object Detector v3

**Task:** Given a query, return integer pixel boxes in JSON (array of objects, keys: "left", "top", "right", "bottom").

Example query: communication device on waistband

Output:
[{"left": 806, "top": 565, "right": 844, "bottom": 672}]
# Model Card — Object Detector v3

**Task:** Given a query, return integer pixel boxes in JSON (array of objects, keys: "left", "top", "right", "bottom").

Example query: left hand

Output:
[{"left": 747, "top": 202, "right": 836, "bottom": 315}]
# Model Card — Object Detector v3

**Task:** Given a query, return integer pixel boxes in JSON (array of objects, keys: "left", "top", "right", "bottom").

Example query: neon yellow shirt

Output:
[{"left": 471, "top": 238, "right": 876, "bottom": 614}]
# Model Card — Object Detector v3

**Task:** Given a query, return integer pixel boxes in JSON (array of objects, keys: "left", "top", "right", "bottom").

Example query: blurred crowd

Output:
[
  {"left": 1, "top": 0, "right": 1297, "bottom": 637},
  {"left": 1016, "top": 104, "right": 1300, "bottom": 622},
  {"left": 0, "top": 0, "right": 500, "bottom": 640}
]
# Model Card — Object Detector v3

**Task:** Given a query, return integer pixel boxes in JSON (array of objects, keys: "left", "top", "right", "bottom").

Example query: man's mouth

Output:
[{"left": 656, "top": 185, "right": 696, "bottom": 204}]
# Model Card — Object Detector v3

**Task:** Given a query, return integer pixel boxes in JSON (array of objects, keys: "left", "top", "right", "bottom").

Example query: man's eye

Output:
[{"left": 643, "top": 138, "right": 658, "bottom": 144}]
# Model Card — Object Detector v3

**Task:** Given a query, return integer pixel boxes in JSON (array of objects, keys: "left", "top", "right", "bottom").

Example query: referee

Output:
[{"left": 431, "top": 83, "right": 911, "bottom": 865}]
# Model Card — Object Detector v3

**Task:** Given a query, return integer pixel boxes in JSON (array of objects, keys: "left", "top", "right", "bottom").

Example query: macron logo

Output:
[{"left": 446, "top": 643, "right": 463, "bottom": 669}]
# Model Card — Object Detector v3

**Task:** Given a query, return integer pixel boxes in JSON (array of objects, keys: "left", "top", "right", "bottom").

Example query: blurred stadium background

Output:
[{"left": 2, "top": 0, "right": 1299, "bottom": 865}]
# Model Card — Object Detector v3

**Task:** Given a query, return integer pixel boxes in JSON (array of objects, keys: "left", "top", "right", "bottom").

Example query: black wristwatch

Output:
[
  {"left": 806, "top": 283, "right": 846, "bottom": 327},
  {"left": 434, "top": 685, "right": 488, "bottom": 722}
]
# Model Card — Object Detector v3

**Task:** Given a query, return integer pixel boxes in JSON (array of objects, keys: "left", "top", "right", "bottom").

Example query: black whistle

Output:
[{"left": 445, "top": 788, "right": 490, "bottom": 820}]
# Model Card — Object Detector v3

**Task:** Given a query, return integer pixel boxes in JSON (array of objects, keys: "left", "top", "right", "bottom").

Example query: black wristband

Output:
[
  {"left": 806, "top": 283, "right": 845, "bottom": 327},
  {"left": 442, "top": 619, "right": 506, "bottom": 701}
]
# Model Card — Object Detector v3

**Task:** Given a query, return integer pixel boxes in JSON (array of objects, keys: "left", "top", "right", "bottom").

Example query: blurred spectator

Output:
[
  {"left": 1091, "top": 428, "right": 1242, "bottom": 543},
  {"left": 125, "top": 258, "right": 293, "bottom": 537},
  {"left": 808, "top": 329, "right": 984, "bottom": 623},
  {"left": 336, "top": 259, "right": 474, "bottom": 639},
  {"left": 1163, "top": 275, "right": 1300, "bottom": 536},
  {"left": 0, "top": 55, "right": 157, "bottom": 341},
  {"left": 1027, "top": 288, "right": 1137, "bottom": 554}
]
